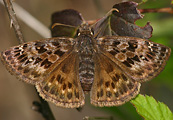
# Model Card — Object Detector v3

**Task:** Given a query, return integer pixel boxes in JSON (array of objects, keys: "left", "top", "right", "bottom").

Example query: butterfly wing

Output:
[
  {"left": 0, "top": 37, "right": 74, "bottom": 84},
  {"left": 97, "top": 36, "right": 171, "bottom": 82},
  {"left": 36, "top": 52, "right": 85, "bottom": 108},
  {"left": 90, "top": 53, "right": 140, "bottom": 107}
]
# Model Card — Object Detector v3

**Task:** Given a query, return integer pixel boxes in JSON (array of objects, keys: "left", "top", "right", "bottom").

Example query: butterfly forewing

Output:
[
  {"left": 0, "top": 37, "right": 74, "bottom": 84},
  {"left": 36, "top": 52, "right": 85, "bottom": 108},
  {"left": 97, "top": 36, "right": 171, "bottom": 82},
  {"left": 90, "top": 53, "right": 140, "bottom": 107}
]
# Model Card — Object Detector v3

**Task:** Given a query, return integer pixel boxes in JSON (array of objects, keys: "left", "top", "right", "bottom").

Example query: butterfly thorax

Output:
[{"left": 75, "top": 24, "right": 96, "bottom": 92}]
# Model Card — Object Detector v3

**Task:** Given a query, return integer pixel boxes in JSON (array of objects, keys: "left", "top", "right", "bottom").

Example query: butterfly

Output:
[{"left": 0, "top": 2, "right": 171, "bottom": 108}]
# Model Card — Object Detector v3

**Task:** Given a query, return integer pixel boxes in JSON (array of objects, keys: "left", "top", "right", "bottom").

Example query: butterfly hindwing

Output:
[
  {"left": 90, "top": 53, "right": 140, "bottom": 107},
  {"left": 36, "top": 52, "right": 85, "bottom": 108},
  {"left": 0, "top": 37, "right": 74, "bottom": 84},
  {"left": 97, "top": 36, "right": 171, "bottom": 82}
]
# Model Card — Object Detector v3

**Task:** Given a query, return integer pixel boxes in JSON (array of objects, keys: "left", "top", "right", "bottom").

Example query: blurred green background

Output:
[{"left": 0, "top": 0, "right": 172, "bottom": 120}]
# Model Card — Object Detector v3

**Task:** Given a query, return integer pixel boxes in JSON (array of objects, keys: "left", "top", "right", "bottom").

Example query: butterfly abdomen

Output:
[
  {"left": 79, "top": 54, "right": 94, "bottom": 92},
  {"left": 77, "top": 35, "right": 95, "bottom": 92}
]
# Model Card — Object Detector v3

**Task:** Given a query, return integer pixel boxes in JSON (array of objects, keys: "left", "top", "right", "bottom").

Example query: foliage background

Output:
[{"left": 0, "top": 0, "right": 172, "bottom": 120}]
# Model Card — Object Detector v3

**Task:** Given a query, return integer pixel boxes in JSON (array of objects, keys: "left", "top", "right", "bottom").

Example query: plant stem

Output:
[
  {"left": 33, "top": 88, "right": 55, "bottom": 120},
  {"left": 139, "top": 8, "right": 173, "bottom": 14},
  {"left": 3, "top": 0, "right": 25, "bottom": 44}
]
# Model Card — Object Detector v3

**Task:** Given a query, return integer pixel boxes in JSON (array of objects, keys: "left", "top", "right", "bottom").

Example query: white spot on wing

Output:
[{"left": 29, "top": 58, "right": 33, "bottom": 62}]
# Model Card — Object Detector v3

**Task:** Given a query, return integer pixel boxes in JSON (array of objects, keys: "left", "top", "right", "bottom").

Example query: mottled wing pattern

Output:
[
  {"left": 90, "top": 53, "right": 140, "bottom": 107},
  {"left": 0, "top": 37, "right": 74, "bottom": 84},
  {"left": 36, "top": 52, "right": 85, "bottom": 108},
  {"left": 97, "top": 36, "right": 171, "bottom": 82}
]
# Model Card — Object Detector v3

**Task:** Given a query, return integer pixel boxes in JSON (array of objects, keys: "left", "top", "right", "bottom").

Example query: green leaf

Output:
[{"left": 130, "top": 94, "right": 173, "bottom": 120}]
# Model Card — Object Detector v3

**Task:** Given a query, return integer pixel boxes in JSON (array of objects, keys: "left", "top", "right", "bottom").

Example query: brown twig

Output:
[
  {"left": 3, "top": 0, "right": 55, "bottom": 119},
  {"left": 139, "top": 8, "right": 173, "bottom": 14},
  {"left": 3, "top": 0, "right": 25, "bottom": 44}
]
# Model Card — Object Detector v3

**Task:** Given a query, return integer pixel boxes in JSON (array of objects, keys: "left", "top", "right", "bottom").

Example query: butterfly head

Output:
[{"left": 77, "top": 23, "right": 94, "bottom": 36}]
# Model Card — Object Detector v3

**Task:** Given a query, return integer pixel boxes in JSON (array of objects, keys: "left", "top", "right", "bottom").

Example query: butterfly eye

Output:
[
  {"left": 91, "top": 28, "right": 94, "bottom": 35},
  {"left": 76, "top": 29, "right": 80, "bottom": 36}
]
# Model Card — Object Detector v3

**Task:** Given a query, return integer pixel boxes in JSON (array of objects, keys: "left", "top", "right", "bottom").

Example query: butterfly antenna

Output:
[
  {"left": 106, "top": 8, "right": 119, "bottom": 16},
  {"left": 51, "top": 23, "right": 76, "bottom": 29}
]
